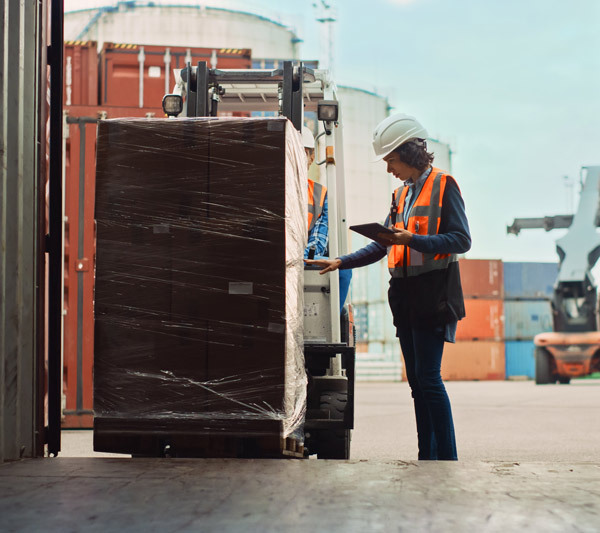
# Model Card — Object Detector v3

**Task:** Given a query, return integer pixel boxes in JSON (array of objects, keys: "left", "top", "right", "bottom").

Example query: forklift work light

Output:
[
  {"left": 318, "top": 100, "right": 338, "bottom": 122},
  {"left": 162, "top": 94, "right": 183, "bottom": 117}
]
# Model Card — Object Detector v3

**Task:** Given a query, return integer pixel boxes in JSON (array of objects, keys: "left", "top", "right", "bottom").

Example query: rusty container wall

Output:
[
  {"left": 62, "top": 108, "right": 97, "bottom": 428},
  {"left": 456, "top": 299, "right": 504, "bottom": 341},
  {"left": 62, "top": 105, "right": 176, "bottom": 429},
  {"left": 459, "top": 258, "right": 503, "bottom": 299},
  {"left": 64, "top": 41, "right": 99, "bottom": 106},
  {"left": 442, "top": 341, "right": 505, "bottom": 381},
  {"left": 99, "top": 43, "right": 252, "bottom": 108}
]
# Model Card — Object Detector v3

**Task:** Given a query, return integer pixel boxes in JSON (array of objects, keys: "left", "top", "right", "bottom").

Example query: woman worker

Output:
[{"left": 305, "top": 114, "right": 471, "bottom": 460}]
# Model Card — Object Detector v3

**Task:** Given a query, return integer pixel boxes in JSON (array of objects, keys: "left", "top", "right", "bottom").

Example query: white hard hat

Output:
[
  {"left": 372, "top": 113, "right": 428, "bottom": 161},
  {"left": 301, "top": 126, "right": 315, "bottom": 149}
]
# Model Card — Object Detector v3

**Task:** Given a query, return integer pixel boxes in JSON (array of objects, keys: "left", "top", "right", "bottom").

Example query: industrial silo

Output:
[{"left": 64, "top": 2, "right": 301, "bottom": 59}]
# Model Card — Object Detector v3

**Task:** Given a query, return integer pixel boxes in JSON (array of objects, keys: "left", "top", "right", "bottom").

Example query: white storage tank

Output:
[{"left": 64, "top": 3, "right": 301, "bottom": 59}]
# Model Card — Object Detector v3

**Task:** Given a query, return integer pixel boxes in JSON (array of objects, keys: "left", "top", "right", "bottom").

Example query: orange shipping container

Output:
[
  {"left": 401, "top": 341, "right": 505, "bottom": 381},
  {"left": 64, "top": 41, "right": 99, "bottom": 107},
  {"left": 442, "top": 341, "right": 505, "bottom": 381},
  {"left": 456, "top": 299, "right": 504, "bottom": 341},
  {"left": 458, "top": 258, "right": 503, "bottom": 299}
]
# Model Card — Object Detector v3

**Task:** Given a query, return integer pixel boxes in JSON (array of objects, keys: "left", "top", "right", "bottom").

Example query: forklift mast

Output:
[{"left": 507, "top": 166, "right": 600, "bottom": 332}]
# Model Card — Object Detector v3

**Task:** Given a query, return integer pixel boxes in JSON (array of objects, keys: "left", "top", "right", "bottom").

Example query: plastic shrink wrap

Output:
[{"left": 93, "top": 117, "right": 308, "bottom": 456}]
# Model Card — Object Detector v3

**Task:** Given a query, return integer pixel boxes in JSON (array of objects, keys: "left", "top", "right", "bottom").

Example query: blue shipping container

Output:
[
  {"left": 503, "top": 262, "right": 558, "bottom": 299},
  {"left": 504, "top": 300, "right": 553, "bottom": 339},
  {"left": 505, "top": 340, "right": 535, "bottom": 378},
  {"left": 354, "top": 304, "right": 368, "bottom": 341}
]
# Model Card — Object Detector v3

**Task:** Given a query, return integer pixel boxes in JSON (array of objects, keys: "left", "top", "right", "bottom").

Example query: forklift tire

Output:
[
  {"left": 558, "top": 376, "right": 571, "bottom": 385},
  {"left": 535, "top": 347, "right": 554, "bottom": 385},
  {"left": 316, "top": 390, "right": 351, "bottom": 460}
]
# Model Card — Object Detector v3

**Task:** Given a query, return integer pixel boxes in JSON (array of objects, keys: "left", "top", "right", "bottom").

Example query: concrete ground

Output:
[{"left": 2, "top": 380, "right": 600, "bottom": 532}]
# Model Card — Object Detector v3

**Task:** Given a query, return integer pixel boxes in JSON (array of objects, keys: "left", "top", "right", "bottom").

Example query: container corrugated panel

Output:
[
  {"left": 442, "top": 341, "right": 505, "bottom": 381},
  {"left": 366, "top": 261, "right": 384, "bottom": 303},
  {"left": 354, "top": 304, "right": 368, "bottom": 341},
  {"left": 459, "top": 258, "right": 503, "bottom": 299},
  {"left": 64, "top": 41, "right": 99, "bottom": 106},
  {"left": 503, "top": 262, "right": 558, "bottom": 300},
  {"left": 505, "top": 341, "right": 535, "bottom": 379},
  {"left": 402, "top": 341, "right": 505, "bottom": 381},
  {"left": 367, "top": 302, "right": 386, "bottom": 341},
  {"left": 456, "top": 299, "right": 504, "bottom": 340},
  {"left": 99, "top": 43, "right": 252, "bottom": 108},
  {"left": 504, "top": 300, "right": 553, "bottom": 340},
  {"left": 356, "top": 361, "right": 402, "bottom": 382}
]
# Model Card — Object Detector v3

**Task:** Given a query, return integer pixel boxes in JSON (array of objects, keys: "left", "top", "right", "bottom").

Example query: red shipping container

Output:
[
  {"left": 64, "top": 41, "right": 99, "bottom": 106},
  {"left": 62, "top": 104, "right": 168, "bottom": 428},
  {"left": 441, "top": 341, "right": 505, "bottom": 381},
  {"left": 99, "top": 43, "right": 252, "bottom": 108},
  {"left": 459, "top": 258, "right": 503, "bottom": 299},
  {"left": 456, "top": 299, "right": 504, "bottom": 341}
]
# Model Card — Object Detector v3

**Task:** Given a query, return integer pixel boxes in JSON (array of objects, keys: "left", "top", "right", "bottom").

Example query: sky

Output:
[{"left": 66, "top": 0, "right": 600, "bottom": 264}]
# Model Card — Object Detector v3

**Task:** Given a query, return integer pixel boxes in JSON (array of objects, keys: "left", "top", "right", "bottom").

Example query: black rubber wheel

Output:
[
  {"left": 535, "top": 347, "right": 554, "bottom": 385},
  {"left": 316, "top": 390, "right": 351, "bottom": 459},
  {"left": 558, "top": 376, "right": 571, "bottom": 384}
]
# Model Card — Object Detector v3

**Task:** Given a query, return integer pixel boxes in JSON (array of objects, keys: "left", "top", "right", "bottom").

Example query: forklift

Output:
[{"left": 155, "top": 61, "right": 356, "bottom": 458}]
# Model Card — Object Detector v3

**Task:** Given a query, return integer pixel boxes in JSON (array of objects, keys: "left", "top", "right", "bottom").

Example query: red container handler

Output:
[
  {"left": 64, "top": 41, "right": 99, "bottom": 106},
  {"left": 456, "top": 299, "right": 504, "bottom": 341},
  {"left": 458, "top": 258, "right": 503, "bottom": 299},
  {"left": 62, "top": 104, "right": 166, "bottom": 428},
  {"left": 99, "top": 43, "right": 252, "bottom": 108}
]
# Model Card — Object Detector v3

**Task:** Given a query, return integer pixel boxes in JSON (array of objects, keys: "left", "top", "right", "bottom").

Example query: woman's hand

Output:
[
  {"left": 377, "top": 227, "right": 413, "bottom": 246},
  {"left": 304, "top": 258, "right": 342, "bottom": 275}
]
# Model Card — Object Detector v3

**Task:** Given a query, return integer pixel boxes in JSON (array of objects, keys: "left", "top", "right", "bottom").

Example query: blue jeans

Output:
[{"left": 397, "top": 324, "right": 458, "bottom": 460}]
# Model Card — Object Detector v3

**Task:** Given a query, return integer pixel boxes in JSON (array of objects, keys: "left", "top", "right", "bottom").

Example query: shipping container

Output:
[
  {"left": 505, "top": 341, "right": 535, "bottom": 379},
  {"left": 401, "top": 341, "right": 505, "bottom": 381},
  {"left": 503, "top": 262, "right": 558, "bottom": 300},
  {"left": 456, "top": 299, "right": 504, "bottom": 341},
  {"left": 64, "top": 41, "right": 99, "bottom": 106},
  {"left": 354, "top": 304, "right": 368, "bottom": 342},
  {"left": 356, "top": 361, "right": 402, "bottom": 381},
  {"left": 503, "top": 300, "right": 553, "bottom": 340},
  {"left": 442, "top": 341, "right": 505, "bottom": 381},
  {"left": 459, "top": 258, "right": 503, "bottom": 299},
  {"left": 99, "top": 43, "right": 252, "bottom": 108},
  {"left": 367, "top": 302, "right": 386, "bottom": 341}
]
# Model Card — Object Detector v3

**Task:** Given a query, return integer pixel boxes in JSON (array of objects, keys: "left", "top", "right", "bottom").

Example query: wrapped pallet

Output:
[{"left": 93, "top": 117, "right": 308, "bottom": 457}]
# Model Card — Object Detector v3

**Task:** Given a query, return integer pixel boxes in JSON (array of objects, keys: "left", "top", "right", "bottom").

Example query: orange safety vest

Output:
[
  {"left": 387, "top": 167, "right": 458, "bottom": 278},
  {"left": 308, "top": 179, "right": 327, "bottom": 233}
]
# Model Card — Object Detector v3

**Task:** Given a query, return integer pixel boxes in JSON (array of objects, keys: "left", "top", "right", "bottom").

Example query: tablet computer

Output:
[{"left": 349, "top": 222, "right": 394, "bottom": 243}]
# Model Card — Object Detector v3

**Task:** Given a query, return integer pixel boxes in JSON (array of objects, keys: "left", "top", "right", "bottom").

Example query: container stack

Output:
[
  {"left": 440, "top": 259, "right": 506, "bottom": 381},
  {"left": 503, "top": 262, "right": 557, "bottom": 379}
]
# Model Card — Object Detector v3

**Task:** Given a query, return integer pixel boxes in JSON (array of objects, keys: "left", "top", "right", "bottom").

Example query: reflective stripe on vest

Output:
[
  {"left": 387, "top": 168, "right": 457, "bottom": 278},
  {"left": 308, "top": 179, "right": 327, "bottom": 233}
]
